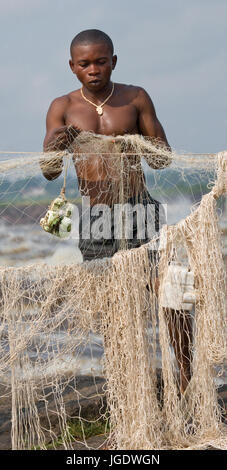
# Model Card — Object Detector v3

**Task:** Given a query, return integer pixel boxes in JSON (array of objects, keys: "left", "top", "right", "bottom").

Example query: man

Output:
[
  {"left": 42, "top": 29, "right": 170, "bottom": 257},
  {"left": 41, "top": 29, "right": 192, "bottom": 393}
]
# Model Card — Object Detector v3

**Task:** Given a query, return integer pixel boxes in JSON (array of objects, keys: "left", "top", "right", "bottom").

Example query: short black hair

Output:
[{"left": 70, "top": 29, "right": 114, "bottom": 57}]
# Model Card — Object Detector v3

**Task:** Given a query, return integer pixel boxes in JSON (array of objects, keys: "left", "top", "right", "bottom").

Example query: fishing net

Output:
[{"left": 0, "top": 130, "right": 226, "bottom": 450}]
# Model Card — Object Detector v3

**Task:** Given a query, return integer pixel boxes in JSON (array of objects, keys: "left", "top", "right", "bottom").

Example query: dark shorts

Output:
[{"left": 79, "top": 192, "right": 166, "bottom": 262}]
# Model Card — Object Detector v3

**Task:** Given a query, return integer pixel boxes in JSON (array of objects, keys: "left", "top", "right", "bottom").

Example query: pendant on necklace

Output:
[{"left": 96, "top": 106, "right": 103, "bottom": 116}]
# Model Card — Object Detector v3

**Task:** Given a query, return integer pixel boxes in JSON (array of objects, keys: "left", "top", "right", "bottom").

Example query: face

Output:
[{"left": 69, "top": 43, "right": 117, "bottom": 92}]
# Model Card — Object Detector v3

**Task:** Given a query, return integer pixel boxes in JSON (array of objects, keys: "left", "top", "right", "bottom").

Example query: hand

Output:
[{"left": 45, "top": 125, "right": 81, "bottom": 152}]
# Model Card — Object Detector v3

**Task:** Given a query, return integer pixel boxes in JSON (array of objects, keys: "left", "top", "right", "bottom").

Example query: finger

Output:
[{"left": 65, "top": 127, "right": 82, "bottom": 146}]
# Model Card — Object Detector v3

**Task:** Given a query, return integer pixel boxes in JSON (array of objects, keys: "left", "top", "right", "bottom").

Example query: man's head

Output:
[
  {"left": 70, "top": 29, "right": 114, "bottom": 57},
  {"left": 69, "top": 29, "right": 117, "bottom": 92}
]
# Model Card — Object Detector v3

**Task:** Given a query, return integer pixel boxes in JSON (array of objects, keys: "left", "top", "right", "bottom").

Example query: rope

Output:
[{"left": 60, "top": 154, "right": 70, "bottom": 199}]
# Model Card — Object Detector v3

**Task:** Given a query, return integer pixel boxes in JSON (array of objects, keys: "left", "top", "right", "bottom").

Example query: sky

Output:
[{"left": 0, "top": 0, "right": 226, "bottom": 153}]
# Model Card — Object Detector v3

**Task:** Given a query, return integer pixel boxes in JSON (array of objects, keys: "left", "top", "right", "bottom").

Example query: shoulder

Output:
[
  {"left": 117, "top": 83, "right": 150, "bottom": 97},
  {"left": 48, "top": 94, "right": 70, "bottom": 111},
  {"left": 48, "top": 89, "right": 81, "bottom": 111},
  {"left": 46, "top": 95, "right": 69, "bottom": 118},
  {"left": 116, "top": 83, "right": 155, "bottom": 110},
  {"left": 132, "top": 86, "right": 155, "bottom": 111},
  {"left": 115, "top": 83, "right": 144, "bottom": 97}
]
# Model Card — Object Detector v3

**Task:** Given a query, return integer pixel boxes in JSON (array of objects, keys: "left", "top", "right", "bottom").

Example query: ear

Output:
[
  {"left": 69, "top": 59, "right": 75, "bottom": 73},
  {"left": 112, "top": 55, "right": 117, "bottom": 70}
]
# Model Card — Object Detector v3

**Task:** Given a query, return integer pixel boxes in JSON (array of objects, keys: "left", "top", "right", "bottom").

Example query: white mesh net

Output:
[{"left": 0, "top": 131, "right": 226, "bottom": 450}]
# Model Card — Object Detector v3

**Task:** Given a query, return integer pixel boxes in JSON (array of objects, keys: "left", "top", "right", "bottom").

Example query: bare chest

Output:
[{"left": 64, "top": 101, "right": 139, "bottom": 135}]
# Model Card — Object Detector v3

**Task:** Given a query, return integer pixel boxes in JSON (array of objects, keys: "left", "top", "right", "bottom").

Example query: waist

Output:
[{"left": 78, "top": 177, "right": 146, "bottom": 206}]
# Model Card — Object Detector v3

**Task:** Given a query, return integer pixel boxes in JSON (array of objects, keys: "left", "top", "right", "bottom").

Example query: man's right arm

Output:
[{"left": 40, "top": 97, "right": 68, "bottom": 181}]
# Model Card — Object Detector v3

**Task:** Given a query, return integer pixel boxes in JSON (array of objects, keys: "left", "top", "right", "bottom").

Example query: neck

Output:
[{"left": 82, "top": 81, "right": 113, "bottom": 101}]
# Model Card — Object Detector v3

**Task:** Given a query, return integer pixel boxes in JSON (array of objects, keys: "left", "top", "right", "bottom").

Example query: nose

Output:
[{"left": 88, "top": 64, "right": 100, "bottom": 76}]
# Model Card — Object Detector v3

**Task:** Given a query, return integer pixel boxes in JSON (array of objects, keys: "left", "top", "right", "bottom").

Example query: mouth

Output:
[{"left": 88, "top": 79, "right": 101, "bottom": 85}]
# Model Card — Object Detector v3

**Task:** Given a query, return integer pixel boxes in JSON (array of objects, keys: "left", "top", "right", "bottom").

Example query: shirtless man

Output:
[
  {"left": 42, "top": 29, "right": 169, "bottom": 195},
  {"left": 41, "top": 29, "right": 192, "bottom": 393}
]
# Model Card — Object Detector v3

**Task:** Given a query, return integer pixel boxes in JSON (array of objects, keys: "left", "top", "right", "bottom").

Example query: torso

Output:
[{"left": 62, "top": 83, "right": 146, "bottom": 205}]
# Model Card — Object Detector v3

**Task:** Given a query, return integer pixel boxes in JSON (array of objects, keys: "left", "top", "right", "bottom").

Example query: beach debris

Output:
[
  {"left": 160, "top": 263, "right": 196, "bottom": 311},
  {"left": 40, "top": 195, "right": 74, "bottom": 239}
]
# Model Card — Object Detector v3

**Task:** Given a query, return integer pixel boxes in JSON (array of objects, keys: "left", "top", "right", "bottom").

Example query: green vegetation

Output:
[
  {"left": 0, "top": 169, "right": 213, "bottom": 206},
  {"left": 0, "top": 175, "right": 80, "bottom": 205},
  {"left": 32, "top": 416, "right": 110, "bottom": 450},
  {"left": 67, "top": 416, "right": 110, "bottom": 440},
  {"left": 145, "top": 169, "right": 213, "bottom": 202},
  {"left": 1, "top": 168, "right": 224, "bottom": 213}
]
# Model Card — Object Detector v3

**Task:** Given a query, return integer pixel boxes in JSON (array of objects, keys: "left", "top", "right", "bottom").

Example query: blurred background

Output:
[{"left": 0, "top": 0, "right": 226, "bottom": 153}]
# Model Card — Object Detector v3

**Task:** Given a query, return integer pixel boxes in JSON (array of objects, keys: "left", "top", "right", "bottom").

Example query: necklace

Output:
[{"left": 80, "top": 83, "right": 114, "bottom": 116}]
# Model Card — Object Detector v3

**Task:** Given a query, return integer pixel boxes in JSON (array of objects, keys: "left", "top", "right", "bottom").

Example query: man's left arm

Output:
[{"left": 136, "top": 88, "right": 172, "bottom": 168}]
